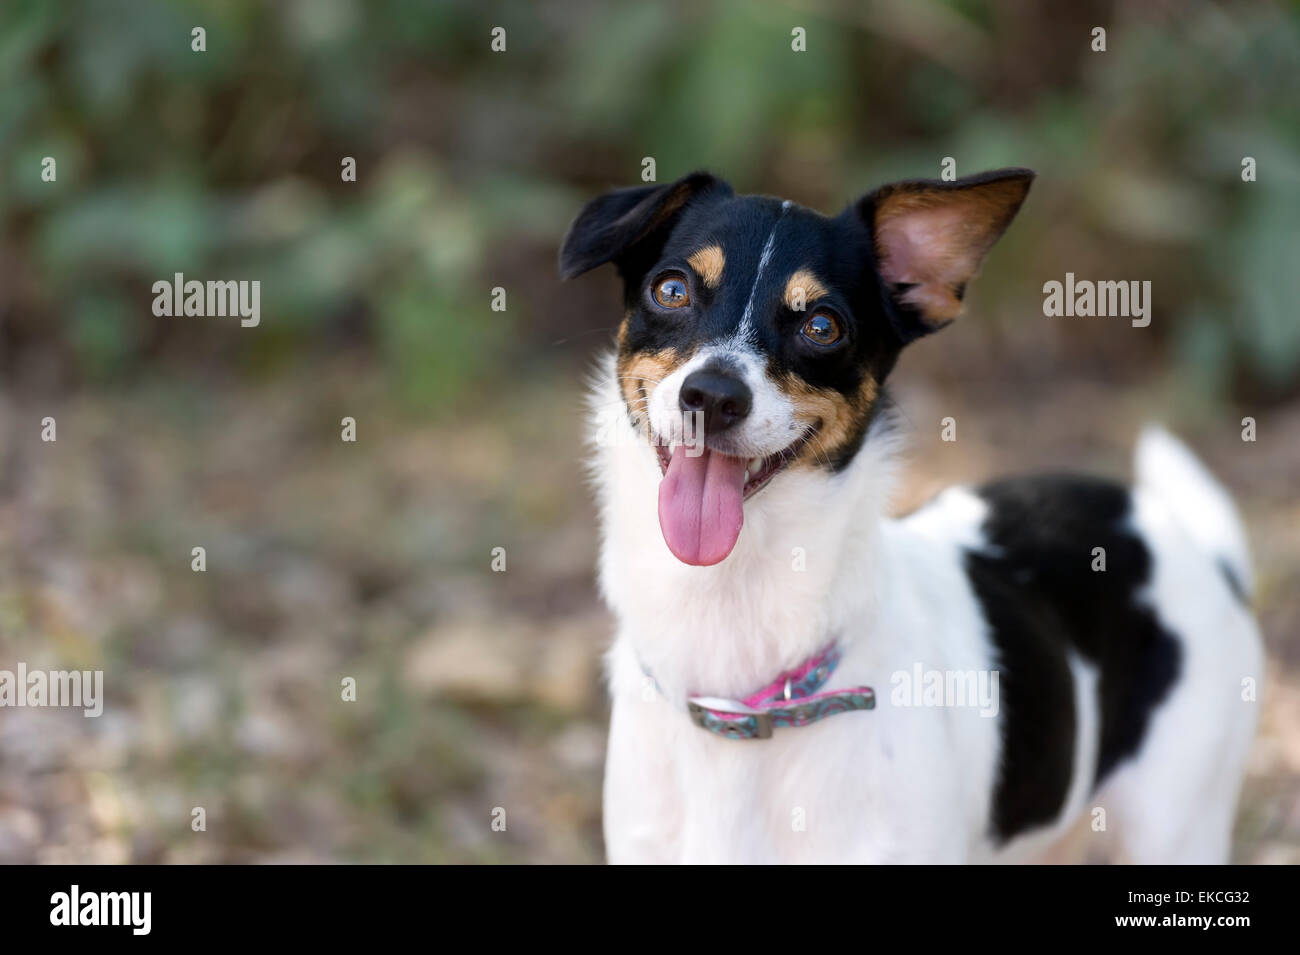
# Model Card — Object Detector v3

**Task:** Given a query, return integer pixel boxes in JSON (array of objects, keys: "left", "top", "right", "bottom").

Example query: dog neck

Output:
[{"left": 589, "top": 361, "right": 900, "bottom": 703}]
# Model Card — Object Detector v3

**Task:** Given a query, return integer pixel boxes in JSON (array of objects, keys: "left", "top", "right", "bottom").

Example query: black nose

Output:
[{"left": 679, "top": 369, "right": 752, "bottom": 435}]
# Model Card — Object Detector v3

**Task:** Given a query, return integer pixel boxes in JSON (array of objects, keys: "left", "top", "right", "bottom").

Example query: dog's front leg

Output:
[{"left": 602, "top": 689, "right": 685, "bottom": 864}]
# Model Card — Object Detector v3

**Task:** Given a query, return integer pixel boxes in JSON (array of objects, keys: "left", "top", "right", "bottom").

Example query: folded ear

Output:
[
  {"left": 558, "top": 172, "right": 732, "bottom": 280},
  {"left": 857, "top": 168, "right": 1034, "bottom": 339}
]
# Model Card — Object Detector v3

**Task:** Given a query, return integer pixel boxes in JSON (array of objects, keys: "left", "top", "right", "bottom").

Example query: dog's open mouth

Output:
[
  {"left": 654, "top": 427, "right": 819, "bottom": 500},
  {"left": 652, "top": 424, "right": 820, "bottom": 567}
]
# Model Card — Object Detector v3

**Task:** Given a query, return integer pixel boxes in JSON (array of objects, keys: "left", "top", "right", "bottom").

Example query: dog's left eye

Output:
[
  {"left": 651, "top": 273, "right": 691, "bottom": 309},
  {"left": 800, "top": 312, "right": 843, "bottom": 346}
]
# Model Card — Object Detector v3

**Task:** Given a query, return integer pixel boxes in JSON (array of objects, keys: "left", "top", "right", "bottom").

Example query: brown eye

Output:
[
  {"left": 652, "top": 274, "right": 691, "bottom": 309},
  {"left": 801, "top": 312, "right": 842, "bottom": 346}
]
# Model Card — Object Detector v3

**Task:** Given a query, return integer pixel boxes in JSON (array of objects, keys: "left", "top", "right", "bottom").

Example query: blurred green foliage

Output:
[{"left": 2, "top": 0, "right": 1298, "bottom": 404}]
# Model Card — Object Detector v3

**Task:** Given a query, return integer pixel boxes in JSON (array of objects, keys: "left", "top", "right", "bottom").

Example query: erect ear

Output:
[
  {"left": 558, "top": 171, "right": 732, "bottom": 281},
  {"left": 857, "top": 168, "right": 1034, "bottom": 340}
]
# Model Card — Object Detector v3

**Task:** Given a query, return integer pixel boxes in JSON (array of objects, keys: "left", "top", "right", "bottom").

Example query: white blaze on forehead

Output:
[
  {"left": 735, "top": 199, "right": 792, "bottom": 346},
  {"left": 645, "top": 200, "right": 803, "bottom": 458}
]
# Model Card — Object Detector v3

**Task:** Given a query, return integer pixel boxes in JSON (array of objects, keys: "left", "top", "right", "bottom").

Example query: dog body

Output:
[{"left": 562, "top": 171, "right": 1263, "bottom": 864}]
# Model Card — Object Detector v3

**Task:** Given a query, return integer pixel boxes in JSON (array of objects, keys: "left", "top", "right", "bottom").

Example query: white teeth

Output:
[{"left": 743, "top": 470, "right": 751, "bottom": 483}]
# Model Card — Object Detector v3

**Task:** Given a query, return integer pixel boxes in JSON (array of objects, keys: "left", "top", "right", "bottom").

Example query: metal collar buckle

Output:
[{"left": 687, "top": 699, "right": 774, "bottom": 739}]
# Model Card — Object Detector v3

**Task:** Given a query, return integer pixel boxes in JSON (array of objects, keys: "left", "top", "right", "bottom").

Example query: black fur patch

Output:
[{"left": 963, "top": 475, "right": 1182, "bottom": 844}]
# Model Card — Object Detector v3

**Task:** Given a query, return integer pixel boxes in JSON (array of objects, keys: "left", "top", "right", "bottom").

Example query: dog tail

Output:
[{"left": 1135, "top": 425, "right": 1253, "bottom": 602}]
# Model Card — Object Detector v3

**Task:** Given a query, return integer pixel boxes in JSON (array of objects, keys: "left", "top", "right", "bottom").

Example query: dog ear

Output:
[
  {"left": 856, "top": 168, "right": 1034, "bottom": 341},
  {"left": 559, "top": 172, "right": 732, "bottom": 281}
]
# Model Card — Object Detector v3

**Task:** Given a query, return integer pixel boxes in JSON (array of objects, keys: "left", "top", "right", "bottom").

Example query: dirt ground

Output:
[{"left": 0, "top": 333, "right": 1296, "bottom": 863}]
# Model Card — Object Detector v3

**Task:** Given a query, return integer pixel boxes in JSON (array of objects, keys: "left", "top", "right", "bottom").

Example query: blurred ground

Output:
[{"left": 0, "top": 331, "right": 1296, "bottom": 863}]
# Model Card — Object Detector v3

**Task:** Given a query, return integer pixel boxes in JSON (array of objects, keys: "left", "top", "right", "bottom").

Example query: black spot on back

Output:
[{"left": 963, "top": 474, "right": 1181, "bottom": 844}]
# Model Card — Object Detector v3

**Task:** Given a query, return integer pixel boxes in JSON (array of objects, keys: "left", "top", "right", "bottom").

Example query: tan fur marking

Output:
[
  {"left": 776, "top": 372, "right": 879, "bottom": 468},
  {"left": 687, "top": 245, "right": 726, "bottom": 289},
  {"left": 783, "top": 269, "right": 829, "bottom": 311},
  {"left": 616, "top": 347, "right": 696, "bottom": 421}
]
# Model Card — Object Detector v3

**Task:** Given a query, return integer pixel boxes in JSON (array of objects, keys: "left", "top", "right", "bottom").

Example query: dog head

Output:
[{"left": 560, "top": 168, "right": 1033, "bottom": 566}]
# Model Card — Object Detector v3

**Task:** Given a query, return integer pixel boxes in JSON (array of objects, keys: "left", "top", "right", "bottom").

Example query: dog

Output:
[{"left": 559, "top": 169, "right": 1263, "bottom": 863}]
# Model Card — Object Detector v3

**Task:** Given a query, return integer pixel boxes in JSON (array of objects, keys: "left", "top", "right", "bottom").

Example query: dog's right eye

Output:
[{"left": 651, "top": 273, "right": 691, "bottom": 309}]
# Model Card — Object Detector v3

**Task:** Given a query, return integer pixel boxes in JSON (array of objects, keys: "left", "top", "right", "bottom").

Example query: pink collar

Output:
[{"left": 648, "top": 645, "right": 876, "bottom": 740}]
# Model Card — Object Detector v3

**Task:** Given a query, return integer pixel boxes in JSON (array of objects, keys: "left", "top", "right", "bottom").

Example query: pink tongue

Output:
[{"left": 657, "top": 445, "right": 748, "bottom": 566}]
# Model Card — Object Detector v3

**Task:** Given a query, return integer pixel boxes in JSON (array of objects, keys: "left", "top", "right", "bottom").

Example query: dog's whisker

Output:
[
  {"left": 807, "top": 431, "right": 835, "bottom": 470},
  {"left": 615, "top": 375, "right": 664, "bottom": 386}
]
